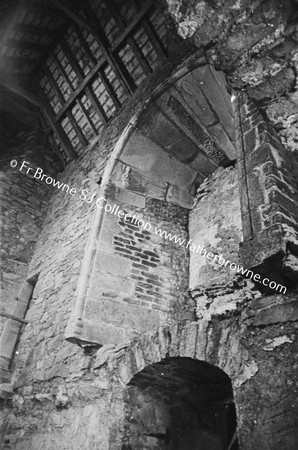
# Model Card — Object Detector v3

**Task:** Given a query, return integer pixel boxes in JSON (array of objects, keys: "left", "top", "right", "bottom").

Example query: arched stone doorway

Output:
[
  {"left": 123, "top": 357, "right": 238, "bottom": 450},
  {"left": 65, "top": 59, "right": 236, "bottom": 346}
]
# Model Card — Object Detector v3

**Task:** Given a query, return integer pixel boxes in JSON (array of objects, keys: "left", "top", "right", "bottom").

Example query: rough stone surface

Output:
[{"left": 1, "top": 1, "right": 298, "bottom": 449}]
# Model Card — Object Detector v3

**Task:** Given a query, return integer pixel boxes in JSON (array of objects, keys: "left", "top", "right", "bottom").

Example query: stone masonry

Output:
[{"left": 0, "top": 1, "right": 298, "bottom": 449}]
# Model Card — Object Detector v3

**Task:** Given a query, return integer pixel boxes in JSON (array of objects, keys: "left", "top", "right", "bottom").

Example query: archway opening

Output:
[{"left": 123, "top": 357, "right": 238, "bottom": 450}]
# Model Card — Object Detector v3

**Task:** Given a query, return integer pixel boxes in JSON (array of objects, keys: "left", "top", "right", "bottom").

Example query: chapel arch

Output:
[
  {"left": 123, "top": 356, "right": 239, "bottom": 450},
  {"left": 65, "top": 60, "right": 236, "bottom": 346}
]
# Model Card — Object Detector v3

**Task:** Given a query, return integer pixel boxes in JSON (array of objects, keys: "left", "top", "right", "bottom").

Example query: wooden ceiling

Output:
[
  {"left": 0, "top": 0, "right": 174, "bottom": 161},
  {"left": 0, "top": 0, "right": 68, "bottom": 82}
]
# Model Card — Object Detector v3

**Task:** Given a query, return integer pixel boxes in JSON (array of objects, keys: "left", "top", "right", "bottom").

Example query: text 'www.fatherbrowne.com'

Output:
[{"left": 15, "top": 160, "right": 287, "bottom": 294}]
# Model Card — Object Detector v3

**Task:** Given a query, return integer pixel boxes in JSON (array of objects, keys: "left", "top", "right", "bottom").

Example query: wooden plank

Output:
[
  {"left": 55, "top": 59, "right": 105, "bottom": 121},
  {"left": 50, "top": 53, "right": 88, "bottom": 146},
  {"left": 0, "top": 0, "right": 26, "bottom": 47},
  {"left": 37, "top": 87, "right": 77, "bottom": 160},
  {"left": 53, "top": 53, "right": 94, "bottom": 138},
  {"left": 0, "top": 55, "right": 37, "bottom": 66},
  {"left": 111, "top": 0, "right": 153, "bottom": 51},
  {"left": 59, "top": 37, "right": 84, "bottom": 81},
  {"left": 17, "top": 23, "right": 55, "bottom": 36},
  {"left": 85, "top": 85, "right": 108, "bottom": 124},
  {"left": 51, "top": 0, "right": 97, "bottom": 36},
  {"left": 0, "top": 311, "right": 28, "bottom": 325},
  {"left": 106, "top": 0, "right": 152, "bottom": 75},
  {"left": 0, "top": 86, "right": 37, "bottom": 124},
  {"left": 58, "top": 37, "right": 108, "bottom": 123},
  {"left": 66, "top": 110, "right": 87, "bottom": 145},
  {"left": 141, "top": 17, "right": 167, "bottom": 59},
  {"left": 43, "top": 65, "right": 64, "bottom": 103},
  {"left": 77, "top": 99, "right": 98, "bottom": 135},
  {"left": 51, "top": 0, "right": 134, "bottom": 94},
  {"left": 53, "top": 49, "right": 73, "bottom": 88},
  {"left": 6, "top": 39, "right": 47, "bottom": 52},
  {"left": 24, "top": 2, "right": 63, "bottom": 18},
  {"left": 73, "top": 24, "right": 96, "bottom": 64},
  {"left": 126, "top": 37, "right": 152, "bottom": 75},
  {"left": 99, "top": 68, "right": 121, "bottom": 109},
  {"left": 130, "top": 0, "right": 167, "bottom": 59},
  {"left": 82, "top": 2, "right": 136, "bottom": 94},
  {"left": 0, "top": 77, "right": 42, "bottom": 107},
  {"left": 56, "top": 48, "right": 99, "bottom": 135}
]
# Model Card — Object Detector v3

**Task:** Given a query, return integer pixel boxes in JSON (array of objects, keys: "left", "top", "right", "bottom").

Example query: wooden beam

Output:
[
  {"left": 43, "top": 65, "right": 87, "bottom": 145},
  {"left": 77, "top": 98, "right": 98, "bottom": 136},
  {"left": 60, "top": 37, "right": 120, "bottom": 112},
  {"left": 6, "top": 38, "right": 48, "bottom": 53},
  {"left": 54, "top": 0, "right": 135, "bottom": 95},
  {"left": 130, "top": 0, "right": 167, "bottom": 59},
  {"left": 43, "top": 66, "right": 64, "bottom": 103},
  {"left": 0, "top": 0, "right": 26, "bottom": 48},
  {"left": 55, "top": 59, "right": 105, "bottom": 121},
  {"left": 83, "top": 2, "right": 136, "bottom": 94},
  {"left": 85, "top": 86, "right": 108, "bottom": 124},
  {"left": 0, "top": 76, "right": 42, "bottom": 107},
  {"left": 58, "top": 38, "right": 109, "bottom": 123},
  {"left": 53, "top": 50, "right": 99, "bottom": 135},
  {"left": 1, "top": 55, "right": 39, "bottom": 65},
  {"left": 98, "top": 68, "right": 122, "bottom": 109},
  {"left": 51, "top": 0, "right": 96, "bottom": 36},
  {"left": 111, "top": 1, "right": 153, "bottom": 51},
  {"left": 24, "top": 2, "right": 63, "bottom": 18},
  {"left": 38, "top": 88, "right": 77, "bottom": 160},
  {"left": 17, "top": 23, "right": 55, "bottom": 36},
  {"left": 73, "top": 24, "right": 96, "bottom": 64},
  {"left": 47, "top": 130, "right": 67, "bottom": 167},
  {"left": 66, "top": 110, "right": 88, "bottom": 145},
  {"left": 32, "top": 22, "right": 69, "bottom": 78},
  {"left": 59, "top": 37, "right": 84, "bottom": 81},
  {"left": 141, "top": 16, "right": 168, "bottom": 59},
  {"left": 0, "top": 87, "right": 37, "bottom": 124},
  {"left": 106, "top": 0, "right": 152, "bottom": 76}
]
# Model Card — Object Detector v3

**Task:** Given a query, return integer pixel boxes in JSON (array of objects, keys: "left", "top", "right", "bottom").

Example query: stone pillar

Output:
[{"left": 234, "top": 92, "right": 298, "bottom": 282}]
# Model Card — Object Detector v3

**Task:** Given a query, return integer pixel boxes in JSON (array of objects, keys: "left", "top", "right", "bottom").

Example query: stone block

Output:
[
  {"left": 176, "top": 73, "right": 218, "bottom": 127},
  {"left": 99, "top": 298, "right": 160, "bottom": 331},
  {"left": 253, "top": 301, "right": 298, "bottom": 326},
  {"left": 207, "top": 123, "right": 236, "bottom": 160},
  {"left": 87, "top": 272, "right": 136, "bottom": 298},
  {"left": 190, "top": 150, "right": 217, "bottom": 175},
  {"left": 83, "top": 320, "right": 127, "bottom": 346},
  {"left": 240, "top": 224, "right": 285, "bottom": 269},
  {"left": 96, "top": 253, "right": 132, "bottom": 277},
  {"left": 121, "top": 130, "right": 197, "bottom": 190},
  {"left": 193, "top": 66, "right": 235, "bottom": 142},
  {"left": 166, "top": 185, "right": 193, "bottom": 209},
  {"left": 244, "top": 127, "right": 258, "bottom": 153},
  {"left": 117, "top": 188, "right": 146, "bottom": 208}
]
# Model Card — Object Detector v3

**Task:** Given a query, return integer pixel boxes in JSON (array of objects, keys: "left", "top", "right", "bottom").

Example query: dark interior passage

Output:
[{"left": 124, "top": 357, "right": 239, "bottom": 450}]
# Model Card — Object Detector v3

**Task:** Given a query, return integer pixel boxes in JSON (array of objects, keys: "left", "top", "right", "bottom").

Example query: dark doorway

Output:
[{"left": 124, "top": 357, "right": 239, "bottom": 450}]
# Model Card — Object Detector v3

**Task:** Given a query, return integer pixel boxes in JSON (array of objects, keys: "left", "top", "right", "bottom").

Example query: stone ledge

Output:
[{"left": 252, "top": 301, "right": 298, "bottom": 326}]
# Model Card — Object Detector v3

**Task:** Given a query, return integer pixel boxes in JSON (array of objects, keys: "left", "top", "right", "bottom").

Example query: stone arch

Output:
[
  {"left": 65, "top": 56, "right": 237, "bottom": 346},
  {"left": 116, "top": 322, "right": 253, "bottom": 449},
  {"left": 123, "top": 357, "right": 238, "bottom": 450},
  {"left": 115, "top": 323, "right": 257, "bottom": 388}
]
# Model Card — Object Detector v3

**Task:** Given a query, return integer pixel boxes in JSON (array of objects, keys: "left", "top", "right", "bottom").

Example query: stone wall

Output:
[
  {"left": 166, "top": 0, "right": 298, "bottom": 156},
  {"left": 0, "top": 116, "right": 62, "bottom": 389},
  {"left": 1, "top": 1, "right": 298, "bottom": 449},
  {"left": 82, "top": 196, "right": 190, "bottom": 344},
  {"left": 0, "top": 51, "right": 201, "bottom": 446}
]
